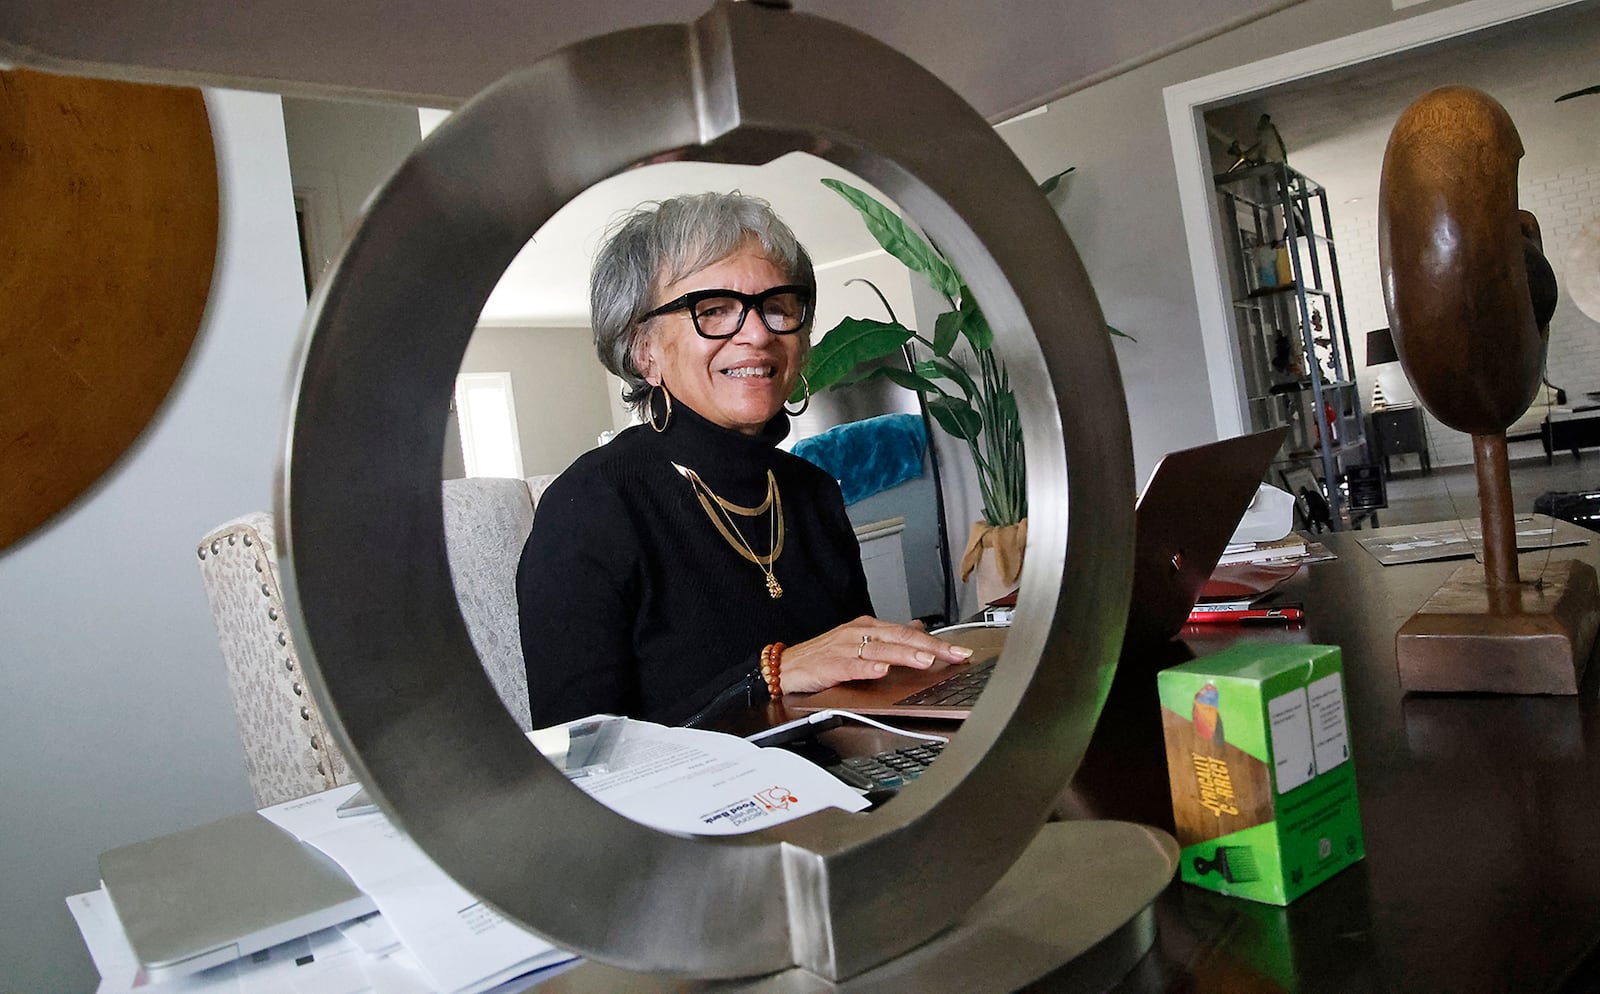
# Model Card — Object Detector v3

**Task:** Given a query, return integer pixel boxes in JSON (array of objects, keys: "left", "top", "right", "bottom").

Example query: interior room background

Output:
[
  {"left": 2, "top": 0, "right": 1593, "bottom": 989},
  {"left": 1204, "top": 4, "right": 1600, "bottom": 471}
]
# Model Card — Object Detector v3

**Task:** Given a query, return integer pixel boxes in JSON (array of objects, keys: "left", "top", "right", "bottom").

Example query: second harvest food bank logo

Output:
[{"left": 700, "top": 786, "right": 801, "bottom": 829}]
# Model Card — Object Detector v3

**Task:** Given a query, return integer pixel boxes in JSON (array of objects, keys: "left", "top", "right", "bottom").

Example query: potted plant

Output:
[{"left": 797, "top": 178, "right": 1051, "bottom": 604}]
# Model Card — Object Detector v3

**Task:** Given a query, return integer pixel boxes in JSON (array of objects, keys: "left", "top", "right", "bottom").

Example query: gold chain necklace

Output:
[{"left": 672, "top": 462, "right": 785, "bottom": 598}]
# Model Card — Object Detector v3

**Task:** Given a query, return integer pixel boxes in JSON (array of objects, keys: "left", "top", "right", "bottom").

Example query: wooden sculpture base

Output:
[{"left": 1396, "top": 559, "right": 1600, "bottom": 695}]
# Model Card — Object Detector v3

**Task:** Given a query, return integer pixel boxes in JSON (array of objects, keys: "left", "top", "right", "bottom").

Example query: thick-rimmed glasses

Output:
[{"left": 642, "top": 284, "right": 812, "bottom": 340}]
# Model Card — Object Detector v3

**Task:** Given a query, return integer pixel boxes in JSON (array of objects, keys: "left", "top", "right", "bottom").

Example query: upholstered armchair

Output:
[{"left": 198, "top": 475, "right": 557, "bottom": 807}]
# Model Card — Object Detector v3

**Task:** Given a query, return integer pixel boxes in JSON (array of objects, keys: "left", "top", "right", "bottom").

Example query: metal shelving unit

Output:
[{"left": 1216, "top": 163, "right": 1368, "bottom": 529}]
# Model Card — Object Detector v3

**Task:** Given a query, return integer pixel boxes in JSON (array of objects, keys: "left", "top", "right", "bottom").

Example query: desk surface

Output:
[
  {"left": 1105, "top": 520, "right": 1600, "bottom": 993},
  {"left": 767, "top": 518, "right": 1600, "bottom": 993}
]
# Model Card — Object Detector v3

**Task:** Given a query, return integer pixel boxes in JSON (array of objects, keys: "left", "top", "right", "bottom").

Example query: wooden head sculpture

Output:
[
  {"left": 1378, "top": 86, "right": 1598, "bottom": 696},
  {"left": 1378, "top": 86, "right": 1546, "bottom": 589},
  {"left": 1379, "top": 86, "right": 1544, "bottom": 431}
]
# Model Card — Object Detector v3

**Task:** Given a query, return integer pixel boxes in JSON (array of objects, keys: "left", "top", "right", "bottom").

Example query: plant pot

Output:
[{"left": 959, "top": 519, "right": 1027, "bottom": 607}]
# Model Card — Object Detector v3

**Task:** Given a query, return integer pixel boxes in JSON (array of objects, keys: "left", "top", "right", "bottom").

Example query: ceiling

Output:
[
  {"left": 7, "top": 0, "right": 1318, "bottom": 331},
  {"left": 0, "top": 0, "right": 1302, "bottom": 124},
  {"left": 467, "top": 149, "right": 907, "bottom": 328}
]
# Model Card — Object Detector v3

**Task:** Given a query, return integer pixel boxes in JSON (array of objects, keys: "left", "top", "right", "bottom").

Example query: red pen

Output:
[{"left": 1186, "top": 607, "right": 1305, "bottom": 624}]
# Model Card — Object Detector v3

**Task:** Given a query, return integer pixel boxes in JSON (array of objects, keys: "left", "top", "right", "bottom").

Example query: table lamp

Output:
[{"left": 1365, "top": 327, "right": 1399, "bottom": 411}]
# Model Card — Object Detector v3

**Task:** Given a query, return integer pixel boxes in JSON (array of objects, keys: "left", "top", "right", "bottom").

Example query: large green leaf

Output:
[
  {"left": 831, "top": 363, "right": 883, "bottom": 388},
  {"left": 927, "top": 395, "right": 983, "bottom": 441},
  {"left": 1038, "top": 166, "right": 1076, "bottom": 196},
  {"left": 800, "top": 317, "right": 912, "bottom": 397},
  {"left": 932, "top": 310, "right": 961, "bottom": 358},
  {"left": 995, "top": 389, "right": 1019, "bottom": 423},
  {"left": 914, "top": 357, "right": 977, "bottom": 399},
  {"left": 822, "top": 178, "right": 961, "bottom": 298},
  {"left": 957, "top": 291, "right": 994, "bottom": 351},
  {"left": 878, "top": 366, "right": 943, "bottom": 396}
]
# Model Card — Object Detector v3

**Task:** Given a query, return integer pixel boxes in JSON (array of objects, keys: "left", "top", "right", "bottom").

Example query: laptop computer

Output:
[
  {"left": 790, "top": 427, "right": 1289, "bottom": 720},
  {"left": 99, "top": 812, "right": 376, "bottom": 980}
]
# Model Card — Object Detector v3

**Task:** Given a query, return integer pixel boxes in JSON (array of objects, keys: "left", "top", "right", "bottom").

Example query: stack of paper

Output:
[
  {"left": 1217, "top": 533, "right": 1310, "bottom": 565},
  {"left": 66, "top": 885, "right": 571, "bottom": 994},
  {"left": 71, "top": 718, "right": 868, "bottom": 993},
  {"left": 565, "top": 718, "right": 870, "bottom": 832},
  {"left": 260, "top": 785, "right": 575, "bottom": 994}
]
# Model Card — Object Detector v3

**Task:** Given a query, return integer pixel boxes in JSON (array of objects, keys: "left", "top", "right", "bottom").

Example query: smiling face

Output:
[{"left": 636, "top": 243, "right": 807, "bottom": 435}]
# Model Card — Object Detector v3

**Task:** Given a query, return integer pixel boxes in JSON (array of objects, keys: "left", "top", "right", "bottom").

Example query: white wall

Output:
[
  {"left": 1330, "top": 164, "right": 1600, "bottom": 467},
  {"left": 280, "top": 96, "right": 423, "bottom": 285},
  {"left": 1307, "top": 51, "right": 1600, "bottom": 468},
  {"left": 788, "top": 252, "right": 922, "bottom": 445},
  {"left": 993, "top": 0, "right": 1482, "bottom": 483},
  {"left": 0, "top": 91, "right": 306, "bottom": 991},
  {"left": 1218, "top": 2, "right": 1600, "bottom": 468},
  {"left": 458, "top": 326, "right": 618, "bottom": 476}
]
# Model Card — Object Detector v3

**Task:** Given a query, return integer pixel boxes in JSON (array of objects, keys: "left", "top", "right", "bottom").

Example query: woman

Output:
[{"left": 517, "top": 192, "right": 971, "bottom": 728}]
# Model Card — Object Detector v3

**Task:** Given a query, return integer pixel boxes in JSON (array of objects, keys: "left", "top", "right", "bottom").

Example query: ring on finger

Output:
[{"left": 857, "top": 634, "right": 873, "bottom": 659}]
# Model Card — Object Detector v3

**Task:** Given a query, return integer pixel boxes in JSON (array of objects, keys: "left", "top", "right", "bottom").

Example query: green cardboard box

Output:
[{"left": 1157, "top": 643, "right": 1365, "bottom": 904}]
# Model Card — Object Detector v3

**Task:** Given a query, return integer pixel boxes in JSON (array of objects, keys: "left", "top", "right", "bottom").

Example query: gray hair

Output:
[{"left": 589, "top": 191, "right": 816, "bottom": 412}]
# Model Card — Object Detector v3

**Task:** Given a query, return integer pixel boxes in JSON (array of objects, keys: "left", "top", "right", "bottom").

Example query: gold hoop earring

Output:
[
  {"left": 783, "top": 372, "right": 811, "bottom": 417},
  {"left": 647, "top": 383, "right": 673, "bottom": 432}
]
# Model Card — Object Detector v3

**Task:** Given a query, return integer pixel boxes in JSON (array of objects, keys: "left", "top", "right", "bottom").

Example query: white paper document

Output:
[
  {"left": 260, "top": 785, "right": 570, "bottom": 994},
  {"left": 68, "top": 886, "right": 438, "bottom": 994},
  {"left": 257, "top": 720, "right": 865, "bottom": 992},
  {"left": 1268, "top": 687, "right": 1316, "bottom": 795},
  {"left": 1266, "top": 674, "right": 1352, "bottom": 798},
  {"left": 1306, "top": 672, "right": 1351, "bottom": 774},
  {"left": 573, "top": 719, "right": 870, "bottom": 833},
  {"left": 66, "top": 888, "right": 141, "bottom": 993}
]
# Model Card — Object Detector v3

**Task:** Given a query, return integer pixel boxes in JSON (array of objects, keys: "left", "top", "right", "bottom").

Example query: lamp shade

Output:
[{"left": 1366, "top": 327, "right": 1399, "bottom": 366}]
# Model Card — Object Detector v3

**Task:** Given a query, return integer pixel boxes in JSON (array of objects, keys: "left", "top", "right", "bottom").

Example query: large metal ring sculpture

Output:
[{"left": 280, "top": 1, "right": 1134, "bottom": 981}]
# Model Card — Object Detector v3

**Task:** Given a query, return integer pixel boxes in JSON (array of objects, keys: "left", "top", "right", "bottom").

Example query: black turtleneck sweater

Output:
[{"left": 516, "top": 405, "right": 874, "bottom": 728}]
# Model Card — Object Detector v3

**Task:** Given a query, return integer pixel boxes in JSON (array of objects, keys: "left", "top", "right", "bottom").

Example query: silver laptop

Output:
[
  {"left": 790, "top": 427, "right": 1288, "bottom": 720},
  {"left": 99, "top": 812, "right": 376, "bottom": 980}
]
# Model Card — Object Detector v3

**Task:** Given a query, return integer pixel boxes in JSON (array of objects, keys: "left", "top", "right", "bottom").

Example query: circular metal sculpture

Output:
[
  {"left": 0, "top": 68, "right": 217, "bottom": 551},
  {"left": 281, "top": 1, "right": 1137, "bottom": 981}
]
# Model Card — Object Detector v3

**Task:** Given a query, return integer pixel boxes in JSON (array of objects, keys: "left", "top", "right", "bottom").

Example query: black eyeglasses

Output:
[{"left": 641, "top": 285, "right": 812, "bottom": 340}]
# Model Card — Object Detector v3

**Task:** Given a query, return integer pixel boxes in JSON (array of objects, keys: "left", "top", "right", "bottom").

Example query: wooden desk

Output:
[
  {"left": 1105, "top": 521, "right": 1600, "bottom": 993},
  {"left": 767, "top": 520, "right": 1600, "bottom": 992}
]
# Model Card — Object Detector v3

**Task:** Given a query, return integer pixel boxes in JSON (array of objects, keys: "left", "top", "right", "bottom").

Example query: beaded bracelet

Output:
[{"left": 759, "top": 642, "right": 785, "bottom": 698}]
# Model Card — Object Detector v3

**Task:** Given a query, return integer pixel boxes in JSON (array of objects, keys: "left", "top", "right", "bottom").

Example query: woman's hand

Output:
[{"left": 778, "top": 616, "right": 975, "bottom": 696}]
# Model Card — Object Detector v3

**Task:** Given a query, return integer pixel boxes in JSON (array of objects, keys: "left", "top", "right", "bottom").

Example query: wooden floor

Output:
[{"left": 1374, "top": 450, "right": 1600, "bottom": 528}]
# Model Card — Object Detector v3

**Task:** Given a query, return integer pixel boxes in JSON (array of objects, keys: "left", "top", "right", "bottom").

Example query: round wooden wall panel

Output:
[{"left": 0, "top": 69, "right": 218, "bottom": 551}]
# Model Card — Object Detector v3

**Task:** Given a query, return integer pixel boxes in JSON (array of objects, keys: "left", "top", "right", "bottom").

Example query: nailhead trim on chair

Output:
[
  {"left": 198, "top": 475, "right": 558, "bottom": 806},
  {"left": 197, "top": 514, "right": 350, "bottom": 807}
]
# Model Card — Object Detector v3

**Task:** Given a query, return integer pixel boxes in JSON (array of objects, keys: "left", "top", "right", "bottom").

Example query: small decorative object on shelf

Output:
[{"left": 1216, "top": 162, "right": 1367, "bottom": 529}]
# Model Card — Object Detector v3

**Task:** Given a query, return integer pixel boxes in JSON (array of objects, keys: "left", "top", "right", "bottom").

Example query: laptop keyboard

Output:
[
  {"left": 828, "top": 741, "right": 946, "bottom": 791},
  {"left": 894, "top": 659, "right": 996, "bottom": 708}
]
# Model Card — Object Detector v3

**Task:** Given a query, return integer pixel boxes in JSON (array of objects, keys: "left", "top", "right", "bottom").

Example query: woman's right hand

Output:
[{"left": 777, "top": 616, "right": 974, "bottom": 696}]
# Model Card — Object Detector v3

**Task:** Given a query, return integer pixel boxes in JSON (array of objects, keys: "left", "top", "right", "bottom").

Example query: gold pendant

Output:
[{"left": 766, "top": 574, "right": 783, "bottom": 599}]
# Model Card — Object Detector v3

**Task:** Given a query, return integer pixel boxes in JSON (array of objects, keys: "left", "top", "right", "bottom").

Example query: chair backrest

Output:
[
  {"left": 199, "top": 474, "right": 557, "bottom": 807},
  {"left": 197, "top": 512, "right": 352, "bottom": 806},
  {"left": 441, "top": 476, "right": 540, "bottom": 730}
]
